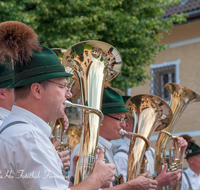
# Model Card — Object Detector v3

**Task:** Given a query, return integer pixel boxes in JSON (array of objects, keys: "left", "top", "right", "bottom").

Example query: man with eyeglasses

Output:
[
  {"left": 69, "top": 87, "right": 158, "bottom": 189},
  {"left": 180, "top": 134, "right": 200, "bottom": 190},
  {"left": 0, "top": 62, "right": 71, "bottom": 174},
  {"left": 115, "top": 95, "right": 187, "bottom": 189},
  {"left": 48, "top": 80, "right": 72, "bottom": 94},
  {"left": 0, "top": 21, "right": 116, "bottom": 190}
]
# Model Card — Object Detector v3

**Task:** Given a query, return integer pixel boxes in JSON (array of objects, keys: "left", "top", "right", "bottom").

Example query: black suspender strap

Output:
[
  {"left": 115, "top": 149, "right": 129, "bottom": 155},
  {"left": 115, "top": 147, "right": 154, "bottom": 158},
  {"left": 183, "top": 171, "right": 193, "bottom": 190},
  {"left": 0, "top": 121, "right": 27, "bottom": 134}
]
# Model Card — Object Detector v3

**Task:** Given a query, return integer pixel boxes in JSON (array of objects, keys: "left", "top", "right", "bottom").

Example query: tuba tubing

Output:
[
  {"left": 64, "top": 100, "right": 104, "bottom": 123},
  {"left": 154, "top": 83, "right": 200, "bottom": 190},
  {"left": 125, "top": 94, "right": 173, "bottom": 182},
  {"left": 62, "top": 41, "right": 122, "bottom": 185}
]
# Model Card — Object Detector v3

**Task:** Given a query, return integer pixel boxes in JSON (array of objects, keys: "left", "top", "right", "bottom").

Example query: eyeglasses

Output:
[
  {"left": 106, "top": 115, "right": 128, "bottom": 123},
  {"left": 48, "top": 80, "right": 71, "bottom": 93}
]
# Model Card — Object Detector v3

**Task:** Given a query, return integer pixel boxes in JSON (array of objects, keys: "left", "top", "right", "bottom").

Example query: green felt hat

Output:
[
  {"left": 102, "top": 87, "right": 128, "bottom": 115},
  {"left": 8, "top": 45, "right": 73, "bottom": 88},
  {"left": 0, "top": 62, "right": 14, "bottom": 88},
  {"left": 185, "top": 142, "right": 200, "bottom": 159}
]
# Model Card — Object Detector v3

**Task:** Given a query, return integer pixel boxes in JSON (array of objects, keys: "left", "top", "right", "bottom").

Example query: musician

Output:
[
  {"left": 70, "top": 87, "right": 158, "bottom": 189},
  {"left": 0, "top": 62, "right": 14, "bottom": 125},
  {"left": 0, "top": 61, "right": 71, "bottom": 171},
  {"left": 180, "top": 134, "right": 200, "bottom": 190},
  {"left": 0, "top": 21, "right": 115, "bottom": 190},
  {"left": 114, "top": 95, "right": 187, "bottom": 189}
]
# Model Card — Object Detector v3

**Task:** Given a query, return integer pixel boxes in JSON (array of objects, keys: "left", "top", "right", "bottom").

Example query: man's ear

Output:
[
  {"left": 188, "top": 157, "right": 193, "bottom": 164},
  {"left": 0, "top": 88, "right": 6, "bottom": 100},
  {"left": 30, "top": 83, "right": 43, "bottom": 100}
]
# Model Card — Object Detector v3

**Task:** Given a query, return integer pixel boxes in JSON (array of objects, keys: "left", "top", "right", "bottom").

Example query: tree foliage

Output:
[{"left": 0, "top": 0, "right": 186, "bottom": 92}]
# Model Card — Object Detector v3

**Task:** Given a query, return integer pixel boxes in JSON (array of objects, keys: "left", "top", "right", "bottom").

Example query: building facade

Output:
[{"left": 129, "top": 0, "right": 200, "bottom": 168}]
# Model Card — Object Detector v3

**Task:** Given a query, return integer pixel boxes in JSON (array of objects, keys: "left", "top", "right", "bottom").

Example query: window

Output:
[{"left": 150, "top": 59, "right": 180, "bottom": 102}]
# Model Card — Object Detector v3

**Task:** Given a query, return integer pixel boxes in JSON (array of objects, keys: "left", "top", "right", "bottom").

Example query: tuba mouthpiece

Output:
[
  {"left": 119, "top": 129, "right": 135, "bottom": 136},
  {"left": 64, "top": 100, "right": 74, "bottom": 107}
]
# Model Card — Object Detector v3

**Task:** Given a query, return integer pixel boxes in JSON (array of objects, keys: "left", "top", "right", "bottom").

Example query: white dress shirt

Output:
[
  {"left": 69, "top": 136, "right": 121, "bottom": 187},
  {"left": 0, "top": 105, "right": 70, "bottom": 190},
  {"left": 114, "top": 137, "right": 155, "bottom": 182},
  {"left": 181, "top": 167, "right": 200, "bottom": 190},
  {"left": 0, "top": 107, "right": 10, "bottom": 126}
]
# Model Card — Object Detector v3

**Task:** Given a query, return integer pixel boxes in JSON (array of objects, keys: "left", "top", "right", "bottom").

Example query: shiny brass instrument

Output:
[
  {"left": 122, "top": 94, "right": 173, "bottom": 182},
  {"left": 50, "top": 100, "right": 104, "bottom": 152},
  {"left": 50, "top": 100, "right": 104, "bottom": 177},
  {"left": 49, "top": 118, "right": 82, "bottom": 179},
  {"left": 51, "top": 48, "right": 77, "bottom": 90},
  {"left": 62, "top": 41, "right": 122, "bottom": 185},
  {"left": 154, "top": 83, "right": 200, "bottom": 190},
  {"left": 50, "top": 119, "right": 82, "bottom": 153}
]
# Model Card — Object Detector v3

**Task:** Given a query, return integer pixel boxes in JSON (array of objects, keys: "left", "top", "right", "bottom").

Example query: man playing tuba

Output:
[
  {"left": 70, "top": 87, "right": 158, "bottom": 189},
  {"left": 0, "top": 21, "right": 116, "bottom": 190},
  {"left": 114, "top": 95, "right": 187, "bottom": 189},
  {"left": 0, "top": 61, "right": 71, "bottom": 177}
]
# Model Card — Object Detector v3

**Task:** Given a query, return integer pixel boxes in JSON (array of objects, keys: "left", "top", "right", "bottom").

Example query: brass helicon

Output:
[
  {"left": 154, "top": 83, "right": 200, "bottom": 190},
  {"left": 52, "top": 41, "right": 122, "bottom": 185},
  {"left": 120, "top": 94, "right": 173, "bottom": 182}
]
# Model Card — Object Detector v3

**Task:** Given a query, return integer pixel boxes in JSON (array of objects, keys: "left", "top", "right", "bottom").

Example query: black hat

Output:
[{"left": 185, "top": 142, "right": 200, "bottom": 159}]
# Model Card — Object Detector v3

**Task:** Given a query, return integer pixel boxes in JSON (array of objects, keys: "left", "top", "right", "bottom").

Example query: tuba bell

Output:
[
  {"left": 120, "top": 94, "right": 173, "bottom": 182},
  {"left": 62, "top": 41, "right": 122, "bottom": 185},
  {"left": 154, "top": 83, "right": 200, "bottom": 190}
]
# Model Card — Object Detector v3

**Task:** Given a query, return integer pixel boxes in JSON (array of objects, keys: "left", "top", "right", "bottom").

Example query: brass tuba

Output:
[
  {"left": 120, "top": 94, "right": 173, "bottom": 182},
  {"left": 62, "top": 41, "right": 122, "bottom": 185},
  {"left": 154, "top": 83, "right": 200, "bottom": 190},
  {"left": 49, "top": 100, "right": 104, "bottom": 179}
]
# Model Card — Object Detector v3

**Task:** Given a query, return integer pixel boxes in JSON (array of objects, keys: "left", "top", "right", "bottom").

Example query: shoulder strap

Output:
[
  {"left": 115, "top": 149, "right": 128, "bottom": 155},
  {"left": 183, "top": 171, "right": 193, "bottom": 190},
  {"left": 0, "top": 121, "right": 27, "bottom": 134}
]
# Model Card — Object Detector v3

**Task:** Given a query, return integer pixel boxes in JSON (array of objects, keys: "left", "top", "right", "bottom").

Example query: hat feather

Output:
[{"left": 0, "top": 21, "right": 41, "bottom": 64}]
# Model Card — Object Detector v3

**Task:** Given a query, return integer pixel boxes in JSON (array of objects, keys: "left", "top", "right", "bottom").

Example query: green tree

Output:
[{"left": 0, "top": 0, "right": 186, "bottom": 92}]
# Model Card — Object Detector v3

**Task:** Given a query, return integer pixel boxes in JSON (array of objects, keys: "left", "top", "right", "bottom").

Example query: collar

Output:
[
  {"left": 0, "top": 107, "right": 11, "bottom": 120},
  {"left": 187, "top": 166, "right": 200, "bottom": 177},
  {"left": 99, "top": 136, "right": 116, "bottom": 151},
  {"left": 11, "top": 105, "right": 51, "bottom": 138}
]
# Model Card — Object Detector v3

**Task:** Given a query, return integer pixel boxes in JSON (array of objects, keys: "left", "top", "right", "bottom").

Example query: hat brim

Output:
[
  {"left": 185, "top": 150, "right": 200, "bottom": 159},
  {"left": 8, "top": 72, "right": 73, "bottom": 89},
  {"left": 102, "top": 106, "right": 128, "bottom": 115},
  {"left": 0, "top": 79, "right": 13, "bottom": 88}
]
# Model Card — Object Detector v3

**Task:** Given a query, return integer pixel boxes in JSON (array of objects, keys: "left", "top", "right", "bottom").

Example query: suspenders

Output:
[
  {"left": 115, "top": 149, "right": 129, "bottom": 155},
  {"left": 0, "top": 121, "right": 27, "bottom": 134},
  {"left": 116, "top": 147, "right": 155, "bottom": 158},
  {"left": 183, "top": 171, "right": 193, "bottom": 190}
]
